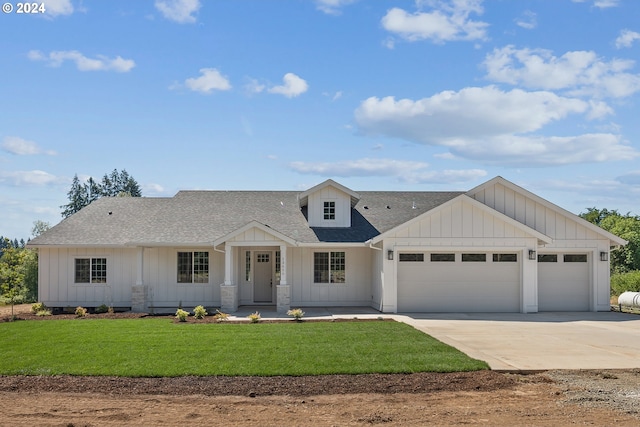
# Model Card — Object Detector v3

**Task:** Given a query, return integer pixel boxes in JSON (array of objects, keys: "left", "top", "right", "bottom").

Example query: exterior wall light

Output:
[
  {"left": 600, "top": 251, "right": 609, "bottom": 262},
  {"left": 387, "top": 250, "right": 394, "bottom": 261},
  {"left": 528, "top": 250, "right": 536, "bottom": 260}
]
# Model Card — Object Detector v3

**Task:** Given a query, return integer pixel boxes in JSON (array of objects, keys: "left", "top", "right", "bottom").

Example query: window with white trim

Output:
[
  {"left": 323, "top": 201, "right": 335, "bottom": 220},
  {"left": 314, "top": 251, "right": 345, "bottom": 283},
  {"left": 75, "top": 258, "right": 107, "bottom": 284},
  {"left": 177, "top": 251, "right": 209, "bottom": 283}
]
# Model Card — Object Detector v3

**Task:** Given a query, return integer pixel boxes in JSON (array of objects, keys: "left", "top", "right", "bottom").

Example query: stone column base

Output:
[
  {"left": 221, "top": 284, "right": 238, "bottom": 313},
  {"left": 277, "top": 284, "right": 290, "bottom": 314}
]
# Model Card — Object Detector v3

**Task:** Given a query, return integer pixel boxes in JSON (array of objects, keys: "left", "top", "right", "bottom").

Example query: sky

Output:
[{"left": 1, "top": 0, "right": 640, "bottom": 240}]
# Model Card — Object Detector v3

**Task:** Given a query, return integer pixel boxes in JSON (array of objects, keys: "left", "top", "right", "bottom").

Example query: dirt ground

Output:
[{"left": 2, "top": 304, "right": 640, "bottom": 426}]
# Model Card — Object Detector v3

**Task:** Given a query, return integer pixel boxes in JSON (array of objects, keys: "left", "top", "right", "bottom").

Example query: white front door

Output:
[{"left": 253, "top": 252, "right": 273, "bottom": 303}]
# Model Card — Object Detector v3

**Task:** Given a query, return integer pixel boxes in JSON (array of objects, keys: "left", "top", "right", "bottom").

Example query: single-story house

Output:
[{"left": 28, "top": 176, "right": 626, "bottom": 313}]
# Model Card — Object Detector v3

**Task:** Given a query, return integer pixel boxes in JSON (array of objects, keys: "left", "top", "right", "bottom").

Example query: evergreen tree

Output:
[
  {"left": 61, "top": 174, "right": 89, "bottom": 218},
  {"left": 60, "top": 169, "right": 142, "bottom": 218}
]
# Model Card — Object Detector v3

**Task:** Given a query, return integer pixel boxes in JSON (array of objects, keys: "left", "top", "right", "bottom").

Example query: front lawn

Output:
[{"left": 0, "top": 319, "right": 488, "bottom": 376}]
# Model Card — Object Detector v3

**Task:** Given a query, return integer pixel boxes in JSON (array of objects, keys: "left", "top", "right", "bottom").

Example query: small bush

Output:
[
  {"left": 213, "top": 309, "right": 229, "bottom": 322},
  {"left": 75, "top": 306, "right": 87, "bottom": 318},
  {"left": 610, "top": 270, "right": 640, "bottom": 296},
  {"left": 193, "top": 305, "right": 208, "bottom": 319},
  {"left": 31, "top": 302, "right": 47, "bottom": 314},
  {"left": 35, "top": 309, "right": 52, "bottom": 316},
  {"left": 175, "top": 308, "right": 189, "bottom": 322},
  {"left": 287, "top": 308, "right": 305, "bottom": 321},
  {"left": 95, "top": 304, "right": 109, "bottom": 314},
  {"left": 247, "top": 311, "right": 261, "bottom": 323}
]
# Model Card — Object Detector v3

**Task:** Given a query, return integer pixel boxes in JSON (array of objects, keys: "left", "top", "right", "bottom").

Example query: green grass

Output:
[{"left": 0, "top": 319, "right": 488, "bottom": 377}]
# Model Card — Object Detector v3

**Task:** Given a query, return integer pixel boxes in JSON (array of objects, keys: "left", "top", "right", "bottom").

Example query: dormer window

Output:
[{"left": 323, "top": 201, "right": 335, "bottom": 220}]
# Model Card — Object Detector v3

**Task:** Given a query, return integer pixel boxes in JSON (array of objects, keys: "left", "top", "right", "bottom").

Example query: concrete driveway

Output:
[{"left": 400, "top": 312, "right": 640, "bottom": 371}]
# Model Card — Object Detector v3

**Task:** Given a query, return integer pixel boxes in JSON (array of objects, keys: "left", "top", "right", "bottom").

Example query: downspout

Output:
[{"left": 366, "top": 240, "right": 383, "bottom": 312}]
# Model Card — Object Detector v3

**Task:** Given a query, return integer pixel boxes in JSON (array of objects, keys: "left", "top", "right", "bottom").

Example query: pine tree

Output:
[{"left": 60, "top": 170, "right": 142, "bottom": 218}]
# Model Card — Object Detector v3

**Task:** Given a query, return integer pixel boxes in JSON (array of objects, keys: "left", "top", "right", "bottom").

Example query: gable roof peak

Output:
[{"left": 298, "top": 179, "right": 360, "bottom": 208}]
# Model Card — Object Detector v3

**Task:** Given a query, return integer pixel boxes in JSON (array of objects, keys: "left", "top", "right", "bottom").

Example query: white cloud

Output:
[
  {"left": 449, "top": 134, "right": 637, "bottom": 166},
  {"left": 354, "top": 86, "right": 637, "bottom": 166},
  {"left": 594, "top": 0, "right": 619, "bottom": 8},
  {"left": 515, "top": 10, "right": 537, "bottom": 30},
  {"left": 244, "top": 78, "right": 266, "bottom": 95},
  {"left": 44, "top": 0, "right": 74, "bottom": 17},
  {"left": 355, "top": 87, "right": 592, "bottom": 142},
  {"left": 143, "top": 183, "right": 165, "bottom": 194},
  {"left": 181, "top": 68, "right": 232, "bottom": 94},
  {"left": 2, "top": 137, "right": 56, "bottom": 156},
  {"left": 314, "top": 0, "right": 358, "bottom": 15},
  {"left": 615, "top": 29, "right": 640, "bottom": 49},
  {"left": 28, "top": 50, "right": 135, "bottom": 72},
  {"left": 289, "top": 157, "right": 486, "bottom": 184},
  {"left": 483, "top": 45, "right": 640, "bottom": 98},
  {"left": 381, "top": 0, "right": 488, "bottom": 45},
  {"left": 268, "top": 73, "right": 308, "bottom": 98},
  {"left": 155, "top": 0, "right": 201, "bottom": 24},
  {"left": 571, "top": 0, "right": 620, "bottom": 8},
  {"left": 0, "top": 170, "right": 62, "bottom": 186}
]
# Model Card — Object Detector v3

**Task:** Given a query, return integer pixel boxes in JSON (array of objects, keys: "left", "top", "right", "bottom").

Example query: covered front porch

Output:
[{"left": 216, "top": 221, "right": 296, "bottom": 313}]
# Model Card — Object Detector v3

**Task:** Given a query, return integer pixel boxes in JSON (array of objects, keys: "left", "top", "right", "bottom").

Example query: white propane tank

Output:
[{"left": 618, "top": 291, "right": 640, "bottom": 308}]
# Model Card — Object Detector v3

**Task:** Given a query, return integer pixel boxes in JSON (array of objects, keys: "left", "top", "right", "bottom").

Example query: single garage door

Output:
[
  {"left": 397, "top": 252, "right": 521, "bottom": 312},
  {"left": 538, "top": 253, "right": 590, "bottom": 311}
]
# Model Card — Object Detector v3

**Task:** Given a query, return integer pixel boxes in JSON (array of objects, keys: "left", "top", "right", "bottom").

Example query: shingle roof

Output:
[{"left": 29, "top": 189, "right": 463, "bottom": 246}]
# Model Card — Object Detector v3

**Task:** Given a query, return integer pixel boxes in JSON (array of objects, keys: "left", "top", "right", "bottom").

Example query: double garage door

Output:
[{"left": 397, "top": 251, "right": 590, "bottom": 312}]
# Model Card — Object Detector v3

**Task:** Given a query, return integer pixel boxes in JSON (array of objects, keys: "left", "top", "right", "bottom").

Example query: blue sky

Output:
[{"left": 2, "top": 0, "right": 640, "bottom": 239}]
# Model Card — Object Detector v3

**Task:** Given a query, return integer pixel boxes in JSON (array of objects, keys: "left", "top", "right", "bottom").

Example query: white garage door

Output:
[
  {"left": 538, "top": 253, "right": 590, "bottom": 311},
  {"left": 397, "top": 252, "right": 521, "bottom": 312}
]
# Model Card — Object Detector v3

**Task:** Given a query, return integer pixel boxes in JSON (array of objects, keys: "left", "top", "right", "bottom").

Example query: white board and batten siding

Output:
[
  {"left": 470, "top": 180, "right": 613, "bottom": 311},
  {"left": 142, "top": 247, "right": 223, "bottom": 309},
  {"left": 378, "top": 196, "right": 540, "bottom": 313},
  {"left": 38, "top": 247, "right": 137, "bottom": 308},
  {"left": 38, "top": 247, "right": 224, "bottom": 309},
  {"left": 470, "top": 181, "right": 603, "bottom": 243},
  {"left": 306, "top": 186, "right": 352, "bottom": 228},
  {"left": 289, "top": 247, "right": 373, "bottom": 307}
]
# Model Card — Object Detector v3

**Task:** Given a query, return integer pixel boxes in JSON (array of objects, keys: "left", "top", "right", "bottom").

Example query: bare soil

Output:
[{"left": 2, "top": 304, "right": 639, "bottom": 426}]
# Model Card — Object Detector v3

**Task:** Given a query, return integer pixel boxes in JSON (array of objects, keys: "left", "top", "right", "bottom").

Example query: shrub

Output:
[
  {"left": 611, "top": 270, "right": 640, "bottom": 296},
  {"left": 247, "top": 311, "right": 261, "bottom": 323},
  {"left": 193, "top": 305, "right": 208, "bottom": 319},
  {"left": 95, "top": 304, "right": 109, "bottom": 314},
  {"left": 31, "top": 302, "right": 47, "bottom": 314},
  {"left": 287, "top": 308, "right": 305, "bottom": 321},
  {"left": 213, "top": 309, "right": 229, "bottom": 322},
  {"left": 75, "top": 306, "right": 87, "bottom": 318},
  {"left": 175, "top": 308, "right": 189, "bottom": 322},
  {"left": 35, "top": 309, "right": 52, "bottom": 316}
]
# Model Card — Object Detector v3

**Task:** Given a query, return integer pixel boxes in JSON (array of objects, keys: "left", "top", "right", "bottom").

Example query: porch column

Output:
[
  {"left": 277, "top": 244, "right": 290, "bottom": 314},
  {"left": 220, "top": 245, "right": 238, "bottom": 312},
  {"left": 131, "top": 247, "right": 147, "bottom": 312}
]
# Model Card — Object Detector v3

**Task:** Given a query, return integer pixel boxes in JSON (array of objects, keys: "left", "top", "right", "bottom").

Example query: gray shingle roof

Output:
[{"left": 29, "top": 189, "right": 463, "bottom": 246}]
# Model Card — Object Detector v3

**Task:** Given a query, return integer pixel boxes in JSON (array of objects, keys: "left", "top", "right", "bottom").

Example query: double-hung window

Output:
[
  {"left": 177, "top": 251, "right": 209, "bottom": 284},
  {"left": 314, "top": 251, "right": 345, "bottom": 284},
  {"left": 75, "top": 258, "right": 107, "bottom": 284}
]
